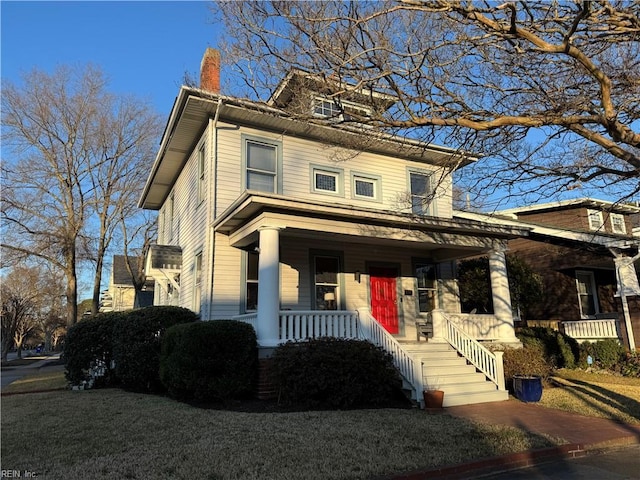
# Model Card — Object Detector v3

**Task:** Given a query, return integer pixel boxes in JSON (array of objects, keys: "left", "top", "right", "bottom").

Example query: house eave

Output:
[
  {"left": 139, "top": 86, "right": 478, "bottom": 211},
  {"left": 214, "top": 192, "right": 530, "bottom": 240}
]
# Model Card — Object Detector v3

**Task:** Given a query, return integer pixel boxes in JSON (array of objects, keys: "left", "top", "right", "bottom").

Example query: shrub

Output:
[
  {"left": 500, "top": 344, "right": 552, "bottom": 390},
  {"left": 516, "top": 327, "right": 579, "bottom": 369},
  {"left": 113, "top": 306, "right": 198, "bottom": 392},
  {"left": 63, "top": 311, "right": 125, "bottom": 387},
  {"left": 620, "top": 352, "right": 640, "bottom": 377},
  {"left": 579, "top": 339, "right": 625, "bottom": 370},
  {"left": 270, "top": 337, "right": 404, "bottom": 410},
  {"left": 160, "top": 320, "right": 258, "bottom": 402}
]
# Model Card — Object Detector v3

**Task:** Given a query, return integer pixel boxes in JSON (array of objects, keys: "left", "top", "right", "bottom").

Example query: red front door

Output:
[{"left": 370, "top": 267, "right": 399, "bottom": 334}]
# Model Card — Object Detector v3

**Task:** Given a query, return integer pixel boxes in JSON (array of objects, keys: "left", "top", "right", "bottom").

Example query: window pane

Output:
[
  {"left": 315, "top": 172, "right": 337, "bottom": 192},
  {"left": 410, "top": 173, "right": 429, "bottom": 196},
  {"left": 355, "top": 179, "right": 374, "bottom": 197},
  {"left": 316, "top": 286, "right": 338, "bottom": 310},
  {"left": 418, "top": 290, "right": 436, "bottom": 313},
  {"left": 246, "top": 283, "right": 258, "bottom": 311},
  {"left": 247, "top": 252, "right": 259, "bottom": 281},
  {"left": 247, "top": 171, "right": 275, "bottom": 192},
  {"left": 315, "top": 256, "right": 339, "bottom": 284},
  {"left": 416, "top": 264, "right": 436, "bottom": 289},
  {"left": 247, "top": 142, "right": 276, "bottom": 172}
]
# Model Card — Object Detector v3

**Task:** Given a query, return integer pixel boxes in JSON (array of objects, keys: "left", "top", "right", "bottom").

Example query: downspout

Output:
[
  {"left": 609, "top": 248, "right": 640, "bottom": 351},
  {"left": 207, "top": 98, "right": 223, "bottom": 319}
]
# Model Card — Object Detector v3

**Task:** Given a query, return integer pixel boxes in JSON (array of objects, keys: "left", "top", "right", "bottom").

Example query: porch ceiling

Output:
[{"left": 214, "top": 193, "right": 530, "bottom": 260}]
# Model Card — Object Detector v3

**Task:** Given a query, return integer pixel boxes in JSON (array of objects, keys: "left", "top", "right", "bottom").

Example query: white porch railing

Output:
[
  {"left": 233, "top": 311, "right": 359, "bottom": 342},
  {"left": 562, "top": 319, "right": 620, "bottom": 342},
  {"left": 279, "top": 310, "right": 359, "bottom": 341},
  {"left": 445, "top": 313, "right": 502, "bottom": 341},
  {"left": 437, "top": 311, "right": 506, "bottom": 391},
  {"left": 358, "top": 308, "right": 424, "bottom": 400}
]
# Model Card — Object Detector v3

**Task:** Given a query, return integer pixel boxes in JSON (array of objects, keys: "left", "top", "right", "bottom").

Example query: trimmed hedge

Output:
[
  {"left": 501, "top": 344, "right": 552, "bottom": 389},
  {"left": 270, "top": 337, "right": 404, "bottom": 410},
  {"left": 579, "top": 339, "right": 625, "bottom": 370},
  {"left": 516, "top": 327, "right": 579, "bottom": 369},
  {"left": 160, "top": 320, "right": 258, "bottom": 402},
  {"left": 63, "top": 311, "right": 126, "bottom": 386},
  {"left": 113, "top": 306, "right": 198, "bottom": 392}
]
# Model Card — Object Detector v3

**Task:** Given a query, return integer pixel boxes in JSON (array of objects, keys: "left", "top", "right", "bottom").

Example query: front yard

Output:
[{"left": 1, "top": 388, "right": 559, "bottom": 480}]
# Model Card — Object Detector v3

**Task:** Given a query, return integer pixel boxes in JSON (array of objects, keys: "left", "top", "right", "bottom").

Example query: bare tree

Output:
[
  {"left": 215, "top": 0, "right": 640, "bottom": 208},
  {"left": 1, "top": 266, "right": 42, "bottom": 360},
  {"left": 2, "top": 65, "right": 161, "bottom": 323}
]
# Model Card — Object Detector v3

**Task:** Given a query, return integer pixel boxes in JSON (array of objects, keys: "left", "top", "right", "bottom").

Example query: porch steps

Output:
[{"left": 400, "top": 342, "right": 508, "bottom": 407}]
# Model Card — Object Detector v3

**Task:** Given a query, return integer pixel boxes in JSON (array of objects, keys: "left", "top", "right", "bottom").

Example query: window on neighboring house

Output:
[
  {"left": 610, "top": 213, "right": 626, "bottom": 234},
  {"left": 245, "top": 251, "right": 259, "bottom": 311},
  {"left": 587, "top": 209, "right": 604, "bottom": 231},
  {"left": 352, "top": 173, "right": 381, "bottom": 201},
  {"left": 313, "top": 254, "right": 341, "bottom": 310},
  {"left": 576, "top": 270, "right": 599, "bottom": 318},
  {"left": 311, "top": 166, "right": 343, "bottom": 196},
  {"left": 193, "top": 251, "right": 202, "bottom": 314},
  {"left": 415, "top": 262, "right": 437, "bottom": 313},
  {"left": 244, "top": 136, "right": 281, "bottom": 193},
  {"left": 197, "top": 145, "right": 205, "bottom": 204},
  {"left": 409, "top": 171, "right": 433, "bottom": 215}
]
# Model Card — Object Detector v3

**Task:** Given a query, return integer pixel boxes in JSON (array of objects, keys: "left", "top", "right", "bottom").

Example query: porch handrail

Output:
[
  {"left": 357, "top": 308, "right": 424, "bottom": 400},
  {"left": 437, "top": 311, "right": 505, "bottom": 391}
]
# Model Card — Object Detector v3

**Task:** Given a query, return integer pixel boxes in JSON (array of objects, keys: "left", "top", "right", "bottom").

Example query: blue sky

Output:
[{"left": 2, "top": 1, "right": 220, "bottom": 116}]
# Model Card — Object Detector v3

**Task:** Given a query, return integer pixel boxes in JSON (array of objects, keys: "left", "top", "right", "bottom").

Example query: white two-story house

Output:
[{"left": 139, "top": 48, "right": 529, "bottom": 406}]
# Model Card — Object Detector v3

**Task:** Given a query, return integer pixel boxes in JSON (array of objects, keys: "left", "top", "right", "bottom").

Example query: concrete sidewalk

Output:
[{"left": 391, "top": 399, "right": 640, "bottom": 479}]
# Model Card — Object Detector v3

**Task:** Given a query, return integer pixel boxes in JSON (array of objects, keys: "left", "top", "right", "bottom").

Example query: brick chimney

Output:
[{"left": 200, "top": 48, "right": 220, "bottom": 93}]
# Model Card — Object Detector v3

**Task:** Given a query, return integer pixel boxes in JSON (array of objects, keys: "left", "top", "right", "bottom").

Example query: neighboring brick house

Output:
[
  {"left": 458, "top": 199, "right": 640, "bottom": 350},
  {"left": 137, "top": 48, "right": 532, "bottom": 406}
]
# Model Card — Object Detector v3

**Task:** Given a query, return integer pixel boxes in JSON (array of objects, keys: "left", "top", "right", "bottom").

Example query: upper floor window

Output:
[
  {"left": 587, "top": 209, "right": 604, "bottom": 231},
  {"left": 197, "top": 145, "right": 205, "bottom": 204},
  {"left": 352, "top": 172, "right": 381, "bottom": 202},
  {"left": 311, "top": 165, "right": 344, "bottom": 196},
  {"left": 313, "top": 97, "right": 371, "bottom": 123},
  {"left": 167, "top": 193, "right": 175, "bottom": 241},
  {"left": 409, "top": 171, "right": 433, "bottom": 215},
  {"left": 610, "top": 213, "right": 626, "bottom": 234},
  {"left": 243, "top": 135, "right": 282, "bottom": 194}
]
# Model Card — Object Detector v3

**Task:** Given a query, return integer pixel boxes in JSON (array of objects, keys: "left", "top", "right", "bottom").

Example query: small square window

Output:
[
  {"left": 311, "top": 165, "right": 343, "bottom": 196},
  {"left": 351, "top": 173, "right": 381, "bottom": 201}
]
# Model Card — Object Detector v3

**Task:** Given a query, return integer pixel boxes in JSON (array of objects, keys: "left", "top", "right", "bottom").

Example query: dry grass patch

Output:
[
  {"left": 541, "top": 369, "right": 640, "bottom": 425},
  {"left": 2, "top": 370, "right": 68, "bottom": 394},
  {"left": 2, "top": 389, "right": 561, "bottom": 480}
]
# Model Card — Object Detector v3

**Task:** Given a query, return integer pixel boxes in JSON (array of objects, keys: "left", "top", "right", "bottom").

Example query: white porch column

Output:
[
  {"left": 489, "top": 241, "right": 519, "bottom": 343},
  {"left": 257, "top": 227, "right": 281, "bottom": 347}
]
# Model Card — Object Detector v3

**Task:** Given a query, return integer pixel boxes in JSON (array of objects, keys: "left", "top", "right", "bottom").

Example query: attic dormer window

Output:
[{"left": 312, "top": 97, "right": 371, "bottom": 122}]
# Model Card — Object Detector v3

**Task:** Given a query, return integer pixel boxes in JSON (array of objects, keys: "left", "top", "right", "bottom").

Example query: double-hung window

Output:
[
  {"left": 197, "top": 145, "right": 205, "bottom": 204},
  {"left": 245, "top": 251, "right": 259, "bottom": 312},
  {"left": 313, "top": 254, "right": 341, "bottom": 310},
  {"left": 409, "top": 171, "right": 433, "bottom": 215},
  {"left": 587, "top": 209, "right": 604, "bottom": 231},
  {"left": 415, "top": 262, "right": 437, "bottom": 313},
  {"left": 243, "top": 135, "right": 282, "bottom": 194},
  {"left": 193, "top": 251, "right": 202, "bottom": 314},
  {"left": 576, "top": 270, "right": 599, "bottom": 318},
  {"left": 610, "top": 213, "right": 626, "bottom": 234}
]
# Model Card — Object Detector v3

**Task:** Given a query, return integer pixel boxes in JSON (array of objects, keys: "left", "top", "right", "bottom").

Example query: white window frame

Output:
[
  {"left": 576, "top": 270, "right": 600, "bottom": 318},
  {"left": 610, "top": 213, "right": 626, "bottom": 234},
  {"left": 587, "top": 209, "right": 604, "bottom": 231},
  {"left": 241, "top": 134, "right": 283, "bottom": 194},
  {"left": 351, "top": 172, "right": 382, "bottom": 202},
  {"left": 312, "top": 253, "right": 342, "bottom": 311},
  {"left": 408, "top": 169, "right": 435, "bottom": 216},
  {"left": 310, "top": 165, "right": 344, "bottom": 196},
  {"left": 312, "top": 97, "right": 372, "bottom": 122},
  {"left": 197, "top": 144, "right": 206, "bottom": 205}
]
